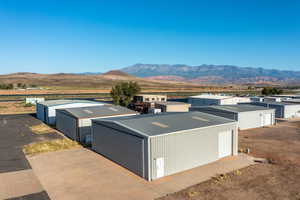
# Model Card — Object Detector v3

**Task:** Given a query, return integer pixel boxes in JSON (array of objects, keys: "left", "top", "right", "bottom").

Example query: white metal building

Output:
[
  {"left": 92, "top": 112, "right": 238, "bottom": 181},
  {"left": 188, "top": 94, "right": 250, "bottom": 106},
  {"left": 36, "top": 100, "right": 105, "bottom": 125},
  {"left": 249, "top": 102, "right": 300, "bottom": 119},
  {"left": 190, "top": 104, "right": 275, "bottom": 130},
  {"left": 56, "top": 105, "right": 137, "bottom": 144},
  {"left": 263, "top": 97, "right": 282, "bottom": 102},
  {"left": 26, "top": 97, "right": 45, "bottom": 105}
]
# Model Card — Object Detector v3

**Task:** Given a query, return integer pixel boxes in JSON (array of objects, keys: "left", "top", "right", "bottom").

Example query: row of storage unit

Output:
[
  {"left": 56, "top": 105, "right": 138, "bottom": 144},
  {"left": 36, "top": 99, "right": 238, "bottom": 181},
  {"left": 36, "top": 100, "right": 105, "bottom": 125},
  {"left": 188, "top": 94, "right": 251, "bottom": 106},
  {"left": 190, "top": 104, "right": 275, "bottom": 130},
  {"left": 91, "top": 111, "right": 238, "bottom": 181},
  {"left": 246, "top": 102, "right": 300, "bottom": 119},
  {"left": 36, "top": 97, "right": 300, "bottom": 182}
]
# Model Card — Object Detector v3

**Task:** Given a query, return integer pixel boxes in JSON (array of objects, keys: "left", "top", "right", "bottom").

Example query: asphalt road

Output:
[
  {"left": 0, "top": 114, "right": 62, "bottom": 173},
  {"left": 0, "top": 114, "right": 62, "bottom": 199}
]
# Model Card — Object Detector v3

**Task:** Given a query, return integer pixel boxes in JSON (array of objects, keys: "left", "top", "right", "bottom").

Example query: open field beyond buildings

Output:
[{"left": 0, "top": 101, "right": 35, "bottom": 114}]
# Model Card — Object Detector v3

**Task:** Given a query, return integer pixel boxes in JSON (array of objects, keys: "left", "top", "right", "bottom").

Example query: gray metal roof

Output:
[
  {"left": 93, "top": 111, "right": 236, "bottom": 137},
  {"left": 58, "top": 105, "right": 137, "bottom": 119},
  {"left": 38, "top": 99, "right": 104, "bottom": 107},
  {"left": 196, "top": 104, "right": 274, "bottom": 113},
  {"left": 252, "top": 102, "right": 298, "bottom": 106},
  {"left": 155, "top": 101, "right": 190, "bottom": 106}
]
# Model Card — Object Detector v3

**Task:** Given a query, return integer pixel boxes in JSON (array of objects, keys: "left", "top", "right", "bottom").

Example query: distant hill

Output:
[
  {"left": 102, "top": 70, "right": 133, "bottom": 77},
  {"left": 121, "top": 64, "right": 300, "bottom": 84},
  {"left": 0, "top": 70, "right": 209, "bottom": 91}
]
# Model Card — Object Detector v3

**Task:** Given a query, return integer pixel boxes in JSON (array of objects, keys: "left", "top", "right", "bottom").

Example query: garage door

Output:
[
  {"left": 264, "top": 113, "right": 272, "bottom": 126},
  {"left": 218, "top": 131, "right": 232, "bottom": 158},
  {"left": 92, "top": 124, "right": 145, "bottom": 178}
]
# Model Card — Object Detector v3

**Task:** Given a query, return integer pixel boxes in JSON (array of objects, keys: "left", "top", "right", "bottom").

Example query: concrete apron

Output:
[
  {"left": 0, "top": 169, "right": 44, "bottom": 199},
  {"left": 27, "top": 148, "right": 255, "bottom": 200}
]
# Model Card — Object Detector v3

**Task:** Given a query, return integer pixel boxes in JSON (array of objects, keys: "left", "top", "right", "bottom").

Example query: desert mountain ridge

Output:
[{"left": 121, "top": 64, "right": 300, "bottom": 84}]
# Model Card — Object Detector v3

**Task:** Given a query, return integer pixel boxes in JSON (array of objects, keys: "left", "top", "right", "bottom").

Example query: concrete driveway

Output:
[
  {"left": 28, "top": 148, "right": 254, "bottom": 200},
  {"left": 0, "top": 114, "right": 61, "bottom": 199}
]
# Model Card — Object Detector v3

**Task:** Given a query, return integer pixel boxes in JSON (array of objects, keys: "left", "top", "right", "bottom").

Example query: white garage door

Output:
[
  {"left": 218, "top": 131, "right": 232, "bottom": 158},
  {"left": 264, "top": 113, "right": 272, "bottom": 126}
]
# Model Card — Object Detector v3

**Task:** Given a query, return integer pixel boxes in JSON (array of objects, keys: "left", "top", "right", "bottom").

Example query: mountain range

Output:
[{"left": 121, "top": 64, "right": 300, "bottom": 84}]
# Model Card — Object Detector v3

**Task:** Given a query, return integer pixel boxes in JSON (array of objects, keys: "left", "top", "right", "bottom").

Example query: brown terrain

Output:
[
  {"left": 158, "top": 120, "right": 300, "bottom": 200},
  {"left": 0, "top": 71, "right": 250, "bottom": 95},
  {"left": 0, "top": 102, "right": 35, "bottom": 114}
]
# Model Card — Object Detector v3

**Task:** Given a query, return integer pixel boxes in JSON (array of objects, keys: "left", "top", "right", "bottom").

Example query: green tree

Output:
[
  {"left": 262, "top": 87, "right": 283, "bottom": 95},
  {"left": 110, "top": 82, "right": 141, "bottom": 106}
]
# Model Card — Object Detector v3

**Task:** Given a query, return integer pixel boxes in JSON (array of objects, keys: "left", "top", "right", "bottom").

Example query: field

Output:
[
  {"left": 158, "top": 119, "right": 300, "bottom": 200},
  {"left": 0, "top": 101, "right": 35, "bottom": 114}
]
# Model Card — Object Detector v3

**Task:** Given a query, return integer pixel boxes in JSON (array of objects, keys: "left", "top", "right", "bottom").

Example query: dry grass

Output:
[
  {"left": 29, "top": 124, "right": 54, "bottom": 134},
  {"left": 0, "top": 101, "right": 35, "bottom": 114},
  {"left": 23, "top": 138, "right": 82, "bottom": 155}
]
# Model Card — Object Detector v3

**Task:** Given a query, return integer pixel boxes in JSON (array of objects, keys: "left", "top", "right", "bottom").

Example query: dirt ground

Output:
[
  {"left": 158, "top": 120, "right": 300, "bottom": 200},
  {"left": 0, "top": 101, "right": 35, "bottom": 114}
]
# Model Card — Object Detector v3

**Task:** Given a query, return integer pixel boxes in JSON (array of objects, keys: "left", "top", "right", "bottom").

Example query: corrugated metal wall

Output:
[
  {"left": 283, "top": 105, "right": 300, "bottom": 118},
  {"left": 56, "top": 111, "right": 78, "bottom": 141},
  {"left": 78, "top": 118, "right": 93, "bottom": 143},
  {"left": 92, "top": 122, "right": 147, "bottom": 179},
  {"left": 238, "top": 110, "right": 275, "bottom": 130},
  {"left": 188, "top": 98, "right": 219, "bottom": 106},
  {"left": 36, "top": 103, "right": 45, "bottom": 122},
  {"left": 149, "top": 123, "right": 237, "bottom": 180}
]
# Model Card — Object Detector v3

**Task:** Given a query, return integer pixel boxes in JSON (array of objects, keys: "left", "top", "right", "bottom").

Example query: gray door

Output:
[{"left": 93, "top": 125, "right": 145, "bottom": 178}]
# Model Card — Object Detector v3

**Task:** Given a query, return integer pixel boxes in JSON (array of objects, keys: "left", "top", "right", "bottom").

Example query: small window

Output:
[
  {"left": 161, "top": 98, "right": 165, "bottom": 101},
  {"left": 152, "top": 98, "right": 155, "bottom": 101},
  {"left": 145, "top": 98, "right": 150, "bottom": 101}
]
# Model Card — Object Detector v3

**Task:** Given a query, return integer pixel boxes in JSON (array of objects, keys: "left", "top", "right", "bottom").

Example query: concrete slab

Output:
[
  {"left": 28, "top": 148, "right": 254, "bottom": 200},
  {"left": 0, "top": 169, "right": 44, "bottom": 199}
]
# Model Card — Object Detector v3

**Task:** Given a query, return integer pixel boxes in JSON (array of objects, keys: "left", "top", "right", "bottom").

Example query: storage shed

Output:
[
  {"left": 188, "top": 94, "right": 250, "bottom": 106},
  {"left": 263, "top": 97, "right": 282, "bottom": 102},
  {"left": 155, "top": 101, "right": 191, "bottom": 112},
  {"left": 36, "top": 100, "right": 104, "bottom": 125},
  {"left": 248, "top": 102, "right": 300, "bottom": 118},
  {"left": 190, "top": 104, "right": 275, "bottom": 130},
  {"left": 92, "top": 112, "right": 238, "bottom": 181},
  {"left": 56, "top": 105, "right": 138, "bottom": 144}
]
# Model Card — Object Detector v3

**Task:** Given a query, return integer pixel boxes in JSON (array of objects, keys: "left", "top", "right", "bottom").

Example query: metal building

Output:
[
  {"left": 155, "top": 101, "right": 191, "bottom": 112},
  {"left": 56, "top": 105, "right": 138, "bottom": 144},
  {"left": 92, "top": 112, "right": 238, "bottom": 181},
  {"left": 190, "top": 104, "right": 275, "bottom": 130},
  {"left": 248, "top": 102, "right": 300, "bottom": 118},
  {"left": 188, "top": 94, "right": 250, "bottom": 106},
  {"left": 263, "top": 97, "right": 282, "bottom": 102},
  {"left": 26, "top": 97, "right": 45, "bottom": 105},
  {"left": 133, "top": 94, "right": 167, "bottom": 103},
  {"left": 36, "top": 100, "right": 104, "bottom": 125}
]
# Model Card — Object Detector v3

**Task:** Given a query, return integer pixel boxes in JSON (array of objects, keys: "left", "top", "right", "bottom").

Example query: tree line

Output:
[{"left": 0, "top": 83, "right": 38, "bottom": 90}]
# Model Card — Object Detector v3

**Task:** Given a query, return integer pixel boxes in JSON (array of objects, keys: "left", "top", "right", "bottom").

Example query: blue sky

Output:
[{"left": 0, "top": 0, "right": 300, "bottom": 74}]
